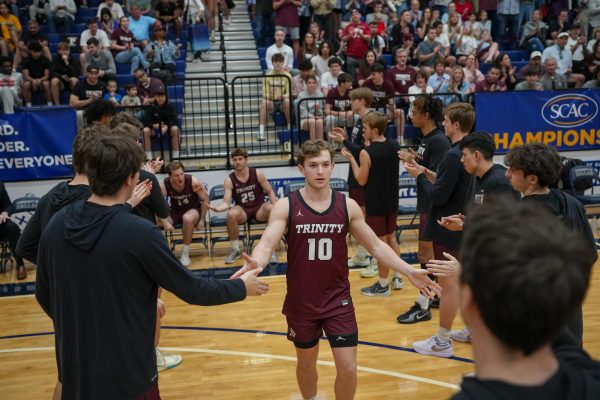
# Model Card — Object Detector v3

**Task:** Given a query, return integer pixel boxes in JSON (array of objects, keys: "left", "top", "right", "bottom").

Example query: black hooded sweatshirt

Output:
[{"left": 36, "top": 199, "right": 246, "bottom": 400}]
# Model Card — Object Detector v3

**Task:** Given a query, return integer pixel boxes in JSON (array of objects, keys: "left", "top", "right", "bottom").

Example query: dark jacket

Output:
[{"left": 36, "top": 200, "right": 246, "bottom": 399}]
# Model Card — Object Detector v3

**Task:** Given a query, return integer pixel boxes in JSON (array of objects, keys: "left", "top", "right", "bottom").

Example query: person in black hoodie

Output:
[
  {"left": 504, "top": 142, "right": 598, "bottom": 346},
  {"left": 451, "top": 200, "right": 600, "bottom": 400},
  {"left": 0, "top": 181, "right": 26, "bottom": 279},
  {"left": 36, "top": 134, "right": 269, "bottom": 400},
  {"left": 404, "top": 102, "right": 475, "bottom": 358},
  {"left": 142, "top": 84, "right": 181, "bottom": 160}
]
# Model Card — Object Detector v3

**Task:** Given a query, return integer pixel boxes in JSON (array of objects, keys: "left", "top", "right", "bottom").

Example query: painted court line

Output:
[{"left": 0, "top": 346, "right": 460, "bottom": 390}]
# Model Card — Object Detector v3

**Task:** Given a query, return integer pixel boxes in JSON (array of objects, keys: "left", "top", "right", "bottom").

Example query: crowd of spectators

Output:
[{"left": 0, "top": 0, "right": 188, "bottom": 114}]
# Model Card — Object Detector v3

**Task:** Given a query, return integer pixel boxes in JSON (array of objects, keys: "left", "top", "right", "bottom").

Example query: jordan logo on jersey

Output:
[{"left": 296, "top": 210, "right": 303, "bottom": 217}]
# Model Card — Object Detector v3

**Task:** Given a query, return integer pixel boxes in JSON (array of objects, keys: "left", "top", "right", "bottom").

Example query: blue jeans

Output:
[
  {"left": 115, "top": 48, "right": 150, "bottom": 74},
  {"left": 254, "top": 13, "right": 274, "bottom": 47},
  {"left": 496, "top": 13, "right": 519, "bottom": 50},
  {"left": 526, "top": 37, "right": 545, "bottom": 53},
  {"left": 518, "top": 3, "right": 534, "bottom": 34},
  {"left": 47, "top": 14, "right": 73, "bottom": 34}
]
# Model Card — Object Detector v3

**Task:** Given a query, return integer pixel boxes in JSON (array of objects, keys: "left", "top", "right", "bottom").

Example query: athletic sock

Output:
[
  {"left": 259, "top": 124, "right": 265, "bottom": 135},
  {"left": 172, "top": 150, "right": 180, "bottom": 158},
  {"left": 416, "top": 293, "right": 429, "bottom": 310},
  {"left": 379, "top": 277, "right": 389, "bottom": 287},
  {"left": 146, "top": 151, "right": 153, "bottom": 160},
  {"left": 231, "top": 240, "right": 240, "bottom": 252},
  {"left": 182, "top": 245, "right": 190, "bottom": 256},
  {"left": 437, "top": 327, "right": 451, "bottom": 342},
  {"left": 392, "top": 271, "right": 400, "bottom": 278}
]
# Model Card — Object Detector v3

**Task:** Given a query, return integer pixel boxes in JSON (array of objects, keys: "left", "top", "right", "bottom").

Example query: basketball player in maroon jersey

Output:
[
  {"left": 209, "top": 148, "right": 278, "bottom": 264},
  {"left": 161, "top": 161, "right": 209, "bottom": 267},
  {"left": 231, "top": 139, "right": 440, "bottom": 400}
]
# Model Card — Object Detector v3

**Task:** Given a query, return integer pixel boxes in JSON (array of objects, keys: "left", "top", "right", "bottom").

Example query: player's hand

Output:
[
  {"left": 126, "top": 179, "right": 152, "bottom": 207},
  {"left": 403, "top": 161, "right": 423, "bottom": 177},
  {"left": 340, "top": 147, "right": 353, "bottom": 160},
  {"left": 156, "top": 298, "right": 166, "bottom": 317},
  {"left": 398, "top": 147, "right": 416, "bottom": 162},
  {"left": 328, "top": 126, "right": 346, "bottom": 143},
  {"left": 407, "top": 269, "right": 442, "bottom": 298},
  {"left": 240, "top": 267, "right": 269, "bottom": 296},
  {"left": 0, "top": 211, "right": 8, "bottom": 224},
  {"left": 437, "top": 213, "right": 465, "bottom": 231},
  {"left": 426, "top": 252, "right": 460, "bottom": 278},
  {"left": 230, "top": 252, "right": 258, "bottom": 279},
  {"left": 162, "top": 219, "right": 175, "bottom": 232},
  {"left": 195, "top": 220, "right": 205, "bottom": 230}
]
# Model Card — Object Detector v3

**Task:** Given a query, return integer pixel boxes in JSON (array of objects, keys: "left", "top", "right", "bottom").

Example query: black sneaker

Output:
[
  {"left": 397, "top": 302, "right": 432, "bottom": 324},
  {"left": 429, "top": 296, "right": 440, "bottom": 309},
  {"left": 360, "top": 281, "right": 391, "bottom": 297}
]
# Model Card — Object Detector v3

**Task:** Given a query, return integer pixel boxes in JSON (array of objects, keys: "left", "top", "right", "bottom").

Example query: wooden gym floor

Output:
[{"left": 1, "top": 233, "right": 599, "bottom": 399}]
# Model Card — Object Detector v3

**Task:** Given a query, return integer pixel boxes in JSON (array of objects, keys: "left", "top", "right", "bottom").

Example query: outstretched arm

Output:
[
  {"left": 209, "top": 177, "right": 234, "bottom": 212},
  {"left": 257, "top": 170, "right": 278, "bottom": 204},
  {"left": 347, "top": 198, "right": 441, "bottom": 297},
  {"left": 231, "top": 197, "right": 289, "bottom": 279}
]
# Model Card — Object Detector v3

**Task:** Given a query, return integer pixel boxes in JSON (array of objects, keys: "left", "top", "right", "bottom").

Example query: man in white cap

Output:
[
  {"left": 542, "top": 32, "right": 585, "bottom": 87},
  {"left": 517, "top": 50, "right": 542, "bottom": 80}
]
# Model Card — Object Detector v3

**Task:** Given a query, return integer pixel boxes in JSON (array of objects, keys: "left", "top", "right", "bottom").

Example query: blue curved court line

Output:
[{"left": 0, "top": 326, "right": 473, "bottom": 364}]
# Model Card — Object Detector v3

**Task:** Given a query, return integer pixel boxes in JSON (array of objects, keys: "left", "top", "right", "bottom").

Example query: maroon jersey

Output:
[
  {"left": 386, "top": 66, "right": 417, "bottom": 94},
  {"left": 229, "top": 167, "right": 264, "bottom": 209},
  {"left": 361, "top": 79, "right": 395, "bottom": 110},
  {"left": 283, "top": 189, "right": 352, "bottom": 318},
  {"left": 164, "top": 174, "right": 202, "bottom": 213}
]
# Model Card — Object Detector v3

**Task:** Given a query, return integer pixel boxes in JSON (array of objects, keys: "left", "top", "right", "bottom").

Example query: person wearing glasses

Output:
[{"left": 542, "top": 32, "right": 585, "bottom": 87}]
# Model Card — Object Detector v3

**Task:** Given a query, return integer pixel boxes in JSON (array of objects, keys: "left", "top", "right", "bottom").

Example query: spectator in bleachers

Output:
[
  {"left": 366, "top": 2, "right": 389, "bottom": 26},
  {"left": 540, "top": 56, "right": 568, "bottom": 89},
  {"left": 142, "top": 84, "right": 181, "bottom": 159},
  {"left": 21, "top": 42, "right": 53, "bottom": 107},
  {"left": 13, "top": 20, "right": 51, "bottom": 72},
  {"left": 342, "top": 8, "right": 371, "bottom": 83},
  {"left": 520, "top": 9, "right": 548, "bottom": 53},
  {"left": 583, "top": 65, "right": 600, "bottom": 87},
  {"left": 476, "top": 9, "right": 492, "bottom": 33},
  {"left": 428, "top": 59, "right": 450, "bottom": 93},
  {"left": 0, "top": 2, "right": 19, "bottom": 57},
  {"left": 387, "top": 47, "right": 415, "bottom": 141},
  {"left": 266, "top": 29, "right": 295, "bottom": 73},
  {"left": 439, "top": 65, "right": 470, "bottom": 104},
  {"left": 455, "top": 22, "right": 478, "bottom": 65},
  {"left": 408, "top": 0, "right": 423, "bottom": 28},
  {"left": 155, "top": 0, "right": 182, "bottom": 35},
  {"left": 99, "top": 7, "right": 117, "bottom": 36},
  {"left": 590, "top": 1, "right": 600, "bottom": 38},
  {"left": 390, "top": 10, "right": 415, "bottom": 51},
  {"left": 320, "top": 56, "right": 343, "bottom": 95},
  {"left": 122, "top": 83, "right": 142, "bottom": 106},
  {"left": 587, "top": 40, "right": 600, "bottom": 77},
  {"left": 455, "top": 0, "right": 473, "bottom": 22},
  {"left": 70, "top": 65, "right": 106, "bottom": 126},
  {"left": 298, "top": 74, "right": 325, "bottom": 140},
  {"left": 588, "top": 26, "right": 600, "bottom": 53},
  {"left": 84, "top": 37, "right": 117, "bottom": 83},
  {"left": 567, "top": 23, "right": 588, "bottom": 75},
  {"left": 145, "top": 24, "right": 181, "bottom": 84},
  {"left": 367, "top": 21, "right": 386, "bottom": 58},
  {"left": 297, "top": 31, "right": 318, "bottom": 63},
  {"left": 416, "top": 8, "right": 434, "bottom": 41},
  {"left": 253, "top": 0, "right": 274, "bottom": 47},
  {"left": 128, "top": 5, "right": 158, "bottom": 47},
  {"left": 475, "top": 64, "right": 507, "bottom": 91},
  {"left": 548, "top": 9, "right": 571, "bottom": 42},
  {"left": 0, "top": 57, "right": 22, "bottom": 113},
  {"left": 310, "top": 40, "right": 332, "bottom": 77},
  {"left": 515, "top": 68, "right": 543, "bottom": 90},
  {"left": 494, "top": 53, "right": 517, "bottom": 90},
  {"left": 407, "top": 70, "right": 433, "bottom": 112},
  {"left": 98, "top": 0, "right": 125, "bottom": 19},
  {"left": 308, "top": 21, "right": 325, "bottom": 48},
  {"left": 476, "top": 28, "right": 500, "bottom": 64},
  {"left": 496, "top": 0, "right": 519, "bottom": 50},
  {"left": 357, "top": 49, "right": 385, "bottom": 86},
  {"left": 29, "top": 0, "right": 50, "bottom": 26},
  {"left": 48, "top": 0, "right": 76, "bottom": 34},
  {"left": 433, "top": 21, "right": 454, "bottom": 65},
  {"left": 292, "top": 58, "right": 320, "bottom": 97},
  {"left": 462, "top": 53, "right": 483, "bottom": 91},
  {"left": 103, "top": 79, "right": 122, "bottom": 103},
  {"left": 441, "top": 2, "right": 461, "bottom": 24},
  {"left": 400, "top": 32, "right": 419, "bottom": 65},
  {"left": 324, "top": 72, "right": 353, "bottom": 133},
  {"left": 258, "top": 53, "right": 291, "bottom": 141},
  {"left": 273, "top": 0, "right": 301, "bottom": 57},
  {"left": 517, "top": 50, "right": 543, "bottom": 80},
  {"left": 542, "top": 31, "right": 585, "bottom": 87},
  {"left": 112, "top": 16, "right": 150, "bottom": 74},
  {"left": 443, "top": 12, "right": 461, "bottom": 50},
  {"left": 135, "top": 67, "right": 163, "bottom": 105},
  {"left": 50, "top": 41, "right": 79, "bottom": 105},
  {"left": 80, "top": 18, "right": 111, "bottom": 72},
  {"left": 310, "top": 0, "right": 335, "bottom": 43},
  {"left": 418, "top": 26, "right": 445, "bottom": 75},
  {"left": 127, "top": 0, "right": 154, "bottom": 16}
]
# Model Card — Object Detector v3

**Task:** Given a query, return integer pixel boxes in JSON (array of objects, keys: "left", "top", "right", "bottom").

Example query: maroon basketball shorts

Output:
[
  {"left": 240, "top": 203, "right": 264, "bottom": 222},
  {"left": 286, "top": 308, "right": 358, "bottom": 349},
  {"left": 433, "top": 241, "right": 459, "bottom": 261},
  {"left": 135, "top": 383, "right": 161, "bottom": 400},
  {"left": 169, "top": 206, "right": 201, "bottom": 225},
  {"left": 418, "top": 212, "right": 431, "bottom": 241},
  {"left": 349, "top": 186, "right": 365, "bottom": 207},
  {"left": 366, "top": 211, "right": 398, "bottom": 237}
]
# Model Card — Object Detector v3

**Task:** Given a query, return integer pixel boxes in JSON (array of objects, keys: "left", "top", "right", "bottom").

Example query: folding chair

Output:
[{"left": 395, "top": 175, "right": 419, "bottom": 243}]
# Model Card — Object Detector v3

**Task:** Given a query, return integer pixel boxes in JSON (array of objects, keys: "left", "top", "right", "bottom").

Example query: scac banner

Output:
[
  {"left": 0, "top": 107, "right": 77, "bottom": 181},
  {"left": 475, "top": 89, "right": 600, "bottom": 153}
]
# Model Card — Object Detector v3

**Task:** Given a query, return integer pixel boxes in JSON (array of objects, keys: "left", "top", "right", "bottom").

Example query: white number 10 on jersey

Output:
[{"left": 307, "top": 238, "right": 333, "bottom": 261}]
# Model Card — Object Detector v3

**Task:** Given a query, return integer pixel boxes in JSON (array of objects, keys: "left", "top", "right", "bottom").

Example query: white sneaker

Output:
[
  {"left": 450, "top": 327, "right": 472, "bottom": 343},
  {"left": 224, "top": 249, "right": 242, "bottom": 264},
  {"left": 412, "top": 336, "right": 453, "bottom": 358},
  {"left": 359, "top": 262, "right": 378, "bottom": 278},
  {"left": 180, "top": 253, "right": 191, "bottom": 267},
  {"left": 392, "top": 276, "right": 404, "bottom": 290},
  {"left": 156, "top": 348, "right": 183, "bottom": 371},
  {"left": 269, "top": 252, "right": 278, "bottom": 264},
  {"left": 348, "top": 255, "right": 370, "bottom": 268},
  {"left": 256, "top": 132, "right": 266, "bottom": 141}
]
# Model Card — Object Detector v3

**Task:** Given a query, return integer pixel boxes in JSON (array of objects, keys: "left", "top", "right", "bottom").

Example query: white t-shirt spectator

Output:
[
  {"left": 567, "top": 37, "right": 586, "bottom": 62},
  {"left": 320, "top": 72, "right": 340, "bottom": 93},
  {"left": 80, "top": 29, "right": 111, "bottom": 48},
  {"left": 265, "top": 43, "right": 295, "bottom": 71},
  {"left": 97, "top": 2, "right": 125, "bottom": 19}
]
